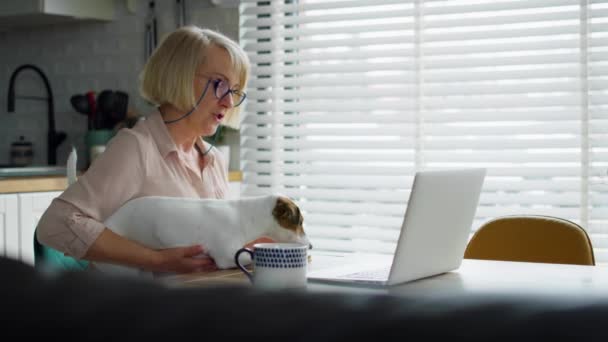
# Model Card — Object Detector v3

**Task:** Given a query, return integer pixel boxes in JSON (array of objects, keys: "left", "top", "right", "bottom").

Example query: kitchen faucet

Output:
[{"left": 7, "top": 64, "right": 66, "bottom": 165}]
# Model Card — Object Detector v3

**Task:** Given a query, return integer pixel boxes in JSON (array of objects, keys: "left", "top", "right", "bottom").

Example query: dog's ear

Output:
[{"left": 273, "top": 197, "right": 303, "bottom": 232}]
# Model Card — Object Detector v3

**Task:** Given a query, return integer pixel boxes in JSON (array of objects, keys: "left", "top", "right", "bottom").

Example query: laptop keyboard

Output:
[{"left": 340, "top": 266, "right": 390, "bottom": 280}]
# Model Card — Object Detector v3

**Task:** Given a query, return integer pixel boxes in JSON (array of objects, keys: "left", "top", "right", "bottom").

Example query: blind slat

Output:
[
  {"left": 242, "top": 9, "right": 415, "bottom": 28},
  {"left": 423, "top": 0, "right": 576, "bottom": 16},
  {"left": 242, "top": 110, "right": 578, "bottom": 124},
  {"left": 424, "top": 9, "right": 578, "bottom": 29},
  {"left": 242, "top": 123, "right": 578, "bottom": 136},
  {"left": 241, "top": 137, "right": 579, "bottom": 150},
  {"left": 241, "top": 0, "right": 410, "bottom": 15}
]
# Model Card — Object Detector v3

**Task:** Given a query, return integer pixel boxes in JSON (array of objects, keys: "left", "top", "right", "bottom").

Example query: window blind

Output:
[
  {"left": 589, "top": 0, "right": 608, "bottom": 263},
  {"left": 239, "top": 0, "right": 608, "bottom": 264}
]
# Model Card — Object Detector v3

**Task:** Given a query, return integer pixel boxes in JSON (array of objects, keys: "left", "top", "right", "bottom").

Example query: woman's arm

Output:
[
  {"left": 37, "top": 130, "right": 216, "bottom": 273},
  {"left": 37, "top": 196, "right": 217, "bottom": 273},
  {"left": 85, "top": 228, "right": 216, "bottom": 273}
]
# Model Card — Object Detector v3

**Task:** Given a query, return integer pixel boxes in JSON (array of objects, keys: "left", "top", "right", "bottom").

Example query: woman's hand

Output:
[
  {"left": 85, "top": 229, "right": 217, "bottom": 274},
  {"left": 153, "top": 245, "right": 218, "bottom": 273}
]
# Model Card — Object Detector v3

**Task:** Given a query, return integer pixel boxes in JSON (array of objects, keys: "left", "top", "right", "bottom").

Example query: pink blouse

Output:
[{"left": 36, "top": 111, "right": 229, "bottom": 259}]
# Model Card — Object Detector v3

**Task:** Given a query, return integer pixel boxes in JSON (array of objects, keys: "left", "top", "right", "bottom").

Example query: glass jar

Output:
[{"left": 10, "top": 135, "right": 33, "bottom": 166}]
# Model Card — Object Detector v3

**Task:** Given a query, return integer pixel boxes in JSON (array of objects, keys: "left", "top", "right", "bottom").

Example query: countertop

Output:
[
  {"left": 0, "top": 176, "right": 69, "bottom": 194},
  {"left": 0, "top": 171, "right": 243, "bottom": 194}
]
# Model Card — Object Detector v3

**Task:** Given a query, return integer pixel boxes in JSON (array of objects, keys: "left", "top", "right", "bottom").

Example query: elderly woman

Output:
[{"left": 36, "top": 26, "right": 250, "bottom": 274}]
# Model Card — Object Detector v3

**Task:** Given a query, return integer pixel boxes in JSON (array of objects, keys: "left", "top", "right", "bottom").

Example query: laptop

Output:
[{"left": 307, "top": 168, "right": 486, "bottom": 286}]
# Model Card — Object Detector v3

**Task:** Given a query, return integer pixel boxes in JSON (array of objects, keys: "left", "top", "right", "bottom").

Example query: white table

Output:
[
  {"left": 168, "top": 251, "right": 608, "bottom": 300},
  {"left": 306, "top": 252, "right": 608, "bottom": 298}
]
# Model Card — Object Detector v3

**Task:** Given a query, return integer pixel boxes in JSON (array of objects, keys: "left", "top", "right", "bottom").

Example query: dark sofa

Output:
[{"left": 3, "top": 256, "right": 607, "bottom": 341}]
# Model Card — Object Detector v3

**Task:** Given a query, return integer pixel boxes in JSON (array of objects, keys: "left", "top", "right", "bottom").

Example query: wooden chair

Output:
[
  {"left": 34, "top": 229, "right": 89, "bottom": 271},
  {"left": 464, "top": 215, "right": 595, "bottom": 266}
]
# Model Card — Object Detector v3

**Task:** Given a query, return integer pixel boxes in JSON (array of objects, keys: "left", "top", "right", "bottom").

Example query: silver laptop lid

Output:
[{"left": 387, "top": 168, "right": 486, "bottom": 285}]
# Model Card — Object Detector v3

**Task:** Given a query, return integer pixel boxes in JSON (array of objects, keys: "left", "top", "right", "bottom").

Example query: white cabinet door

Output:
[
  {"left": 18, "top": 191, "right": 62, "bottom": 265},
  {"left": 0, "top": 194, "right": 19, "bottom": 260}
]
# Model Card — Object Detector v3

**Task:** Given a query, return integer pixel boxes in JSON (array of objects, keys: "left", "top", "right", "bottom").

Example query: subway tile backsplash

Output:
[{"left": 0, "top": 0, "right": 233, "bottom": 170}]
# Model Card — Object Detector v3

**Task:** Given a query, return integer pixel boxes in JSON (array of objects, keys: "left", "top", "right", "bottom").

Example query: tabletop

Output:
[{"left": 163, "top": 251, "right": 608, "bottom": 298}]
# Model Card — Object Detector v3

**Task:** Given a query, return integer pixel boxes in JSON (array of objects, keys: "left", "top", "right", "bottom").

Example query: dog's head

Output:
[{"left": 272, "top": 196, "right": 312, "bottom": 249}]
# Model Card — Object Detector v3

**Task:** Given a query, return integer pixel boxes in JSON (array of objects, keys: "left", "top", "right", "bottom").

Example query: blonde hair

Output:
[{"left": 140, "top": 26, "right": 249, "bottom": 129}]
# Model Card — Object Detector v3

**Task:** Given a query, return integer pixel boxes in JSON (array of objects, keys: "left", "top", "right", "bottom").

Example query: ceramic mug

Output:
[{"left": 234, "top": 243, "right": 308, "bottom": 289}]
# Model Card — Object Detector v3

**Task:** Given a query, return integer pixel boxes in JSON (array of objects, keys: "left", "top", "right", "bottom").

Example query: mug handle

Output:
[{"left": 234, "top": 248, "right": 254, "bottom": 283}]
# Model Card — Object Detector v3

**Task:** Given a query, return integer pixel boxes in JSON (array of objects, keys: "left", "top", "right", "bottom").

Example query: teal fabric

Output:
[{"left": 33, "top": 231, "right": 88, "bottom": 271}]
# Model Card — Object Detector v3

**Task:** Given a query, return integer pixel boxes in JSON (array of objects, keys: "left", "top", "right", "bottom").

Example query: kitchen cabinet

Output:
[
  {"left": 0, "top": 194, "right": 19, "bottom": 260},
  {"left": 0, "top": 191, "right": 59, "bottom": 265},
  {"left": 19, "top": 191, "right": 62, "bottom": 265},
  {"left": 0, "top": 0, "right": 114, "bottom": 30}
]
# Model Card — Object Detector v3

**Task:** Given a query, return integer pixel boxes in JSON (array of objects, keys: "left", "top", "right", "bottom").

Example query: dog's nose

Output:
[{"left": 308, "top": 243, "right": 313, "bottom": 250}]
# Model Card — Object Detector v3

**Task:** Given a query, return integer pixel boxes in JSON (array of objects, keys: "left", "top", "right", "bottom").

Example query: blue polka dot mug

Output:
[{"left": 234, "top": 243, "right": 308, "bottom": 289}]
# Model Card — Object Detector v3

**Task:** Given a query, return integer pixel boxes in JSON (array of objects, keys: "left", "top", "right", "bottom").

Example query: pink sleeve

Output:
[
  {"left": 36, "top": 198, "right": 106, "bottom": 259},
  {"left": 36, "top": 129, "right": 145, "bottom": 258}
]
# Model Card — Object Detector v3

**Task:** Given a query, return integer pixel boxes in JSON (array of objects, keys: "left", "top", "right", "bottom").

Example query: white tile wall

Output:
[{"left": 0, "top": 0, "right": 239, "bottom": 170}]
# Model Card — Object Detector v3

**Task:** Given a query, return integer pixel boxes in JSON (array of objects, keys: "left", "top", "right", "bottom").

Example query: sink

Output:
[{"left": 0, "top": 165, "right": 67, "bottom": 178}]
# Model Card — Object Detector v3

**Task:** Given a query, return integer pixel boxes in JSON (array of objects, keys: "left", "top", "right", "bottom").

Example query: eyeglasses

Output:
[{"left": 197, "top": 74, "right": 247, "bottom": 107}]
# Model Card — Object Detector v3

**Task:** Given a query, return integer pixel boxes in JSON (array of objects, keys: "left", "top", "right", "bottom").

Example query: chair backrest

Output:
[
  {"left": 34, "top": 229, "right": 89, "bottom": 272},
  {"left": 464, "top": 215, "right": 595, "bottom": 266}
]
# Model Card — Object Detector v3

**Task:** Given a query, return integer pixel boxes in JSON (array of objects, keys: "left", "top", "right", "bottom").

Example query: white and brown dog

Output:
[{"left": 92, "top": 194, "right": 310, "bottom": 277}]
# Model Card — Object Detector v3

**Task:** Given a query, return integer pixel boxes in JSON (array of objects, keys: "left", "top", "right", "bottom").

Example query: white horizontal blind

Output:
[
  {"left": 589, "top": 0, "right": 608, "bottom": 263},
  {"left": 240, "top": 0, "right": 608, "bottom": 264},
  {"left": 240, "top": 0, "right": 417, "bottom": 254},
  {"left": 419, "top": 1, "right": 584, "bottom": 243}
]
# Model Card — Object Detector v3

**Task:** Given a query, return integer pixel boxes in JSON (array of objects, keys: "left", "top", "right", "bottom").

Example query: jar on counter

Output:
[
  {"left": 10, "top": 135, "right": 33, "bottom": 166},
  {"left": 85, "top": 129, "right": 115, "bottom": 166}
]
